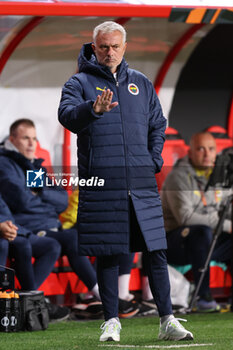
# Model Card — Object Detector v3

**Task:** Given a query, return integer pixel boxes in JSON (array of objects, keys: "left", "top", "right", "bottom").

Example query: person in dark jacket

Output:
[
  {"left": 58, "top": 21, "right": 193, "bottom": 342},
  {"left": 0, "top": 194, "right": 72, "bottom": 322},
  {"left": 0, "top": 193, "right": 61, "bottom": 290},
  {"left": 0, "top": 118, "right": 100, "bottom": 302}
]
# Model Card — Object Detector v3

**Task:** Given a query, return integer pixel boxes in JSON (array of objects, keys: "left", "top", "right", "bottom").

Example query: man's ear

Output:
[
  {"left": 9, "top": 135, "right": 14, "bottom": 143},
  {"left": 91, "top": 43, "right": 96, "bottom": 53}
]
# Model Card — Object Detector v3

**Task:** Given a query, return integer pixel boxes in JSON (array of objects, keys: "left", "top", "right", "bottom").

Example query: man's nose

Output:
[
  {"left": 204, "top": 149, "right": 210, "bottom": 157},
  {"left": 107, "top": 46, "right": 114, "bottom": 55}
]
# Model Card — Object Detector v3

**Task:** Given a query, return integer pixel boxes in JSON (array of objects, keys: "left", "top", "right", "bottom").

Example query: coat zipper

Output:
[
  {"left": 115, "top": 77, "right": 130, "bottom": 198},
  {"left": 115, "top": 76, "right": 131, "bottom": 251}
]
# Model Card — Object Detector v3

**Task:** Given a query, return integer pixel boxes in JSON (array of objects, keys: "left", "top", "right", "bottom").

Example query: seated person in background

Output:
[
  {"left": 161, "top": 131, "right": 232, "bottom": 312},
  {"left": 0, "top": 194, "right": 69, "bottom": 322},
  {"left": 0, "top": 193, "right": 61, "bottom": 290},
  {"left": 0, "top": 118, "right": 100, "bottom": 303},
  {"left": 60, "top": 189, "right": 139, "bottom": 318}
]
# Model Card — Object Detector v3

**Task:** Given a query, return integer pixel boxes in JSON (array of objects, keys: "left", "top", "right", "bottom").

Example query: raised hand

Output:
[{"left": 93, "top": 89, "right": 118, "bottom": 115}]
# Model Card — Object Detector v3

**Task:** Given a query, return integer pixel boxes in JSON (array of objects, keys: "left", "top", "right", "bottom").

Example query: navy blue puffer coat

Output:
[{"left": 58, "top": 43, "right": 167, "bottom": 256}]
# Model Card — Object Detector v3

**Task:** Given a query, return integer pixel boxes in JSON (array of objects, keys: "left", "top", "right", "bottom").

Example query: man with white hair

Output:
[{"left": 58, "top": 21, "right": 193, "bottom": 342}]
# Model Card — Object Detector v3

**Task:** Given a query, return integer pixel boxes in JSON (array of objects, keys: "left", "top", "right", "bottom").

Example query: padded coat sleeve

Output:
[
  {"left": 58, "top": 75, "right": 103, "bottom": 135},
  {"left": 0, "top": 158, "right": 35, "bottom": 213},
  {"left": 0, "top": 194, "right": 30, "bottom": 236}
]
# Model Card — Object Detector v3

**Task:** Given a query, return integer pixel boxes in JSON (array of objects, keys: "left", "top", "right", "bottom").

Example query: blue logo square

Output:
[{"left": 26, "top": 169, "right": 45, "bottom": 188}]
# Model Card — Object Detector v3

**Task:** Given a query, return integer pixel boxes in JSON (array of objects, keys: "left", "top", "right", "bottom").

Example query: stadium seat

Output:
[
  {"left": 35, "top": 141, "right": 53, "bottom": 169},
  {"left": 156, "top": 127, "right": 189, "bottom": 191},
  {"left": 210, "top": 265, "right": 232, "bottom": 299},
  {"left": 205, "top": 125, "right": 233, "bottom": 153}
]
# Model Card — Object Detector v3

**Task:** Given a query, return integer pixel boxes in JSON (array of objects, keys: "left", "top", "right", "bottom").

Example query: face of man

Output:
[
  {"left": 9, "top": 124, "right": 37, "bottom": 160},
  {"left": 92, "top": 30, "right": 127, "bottom": 74},
  {"left": 188, "top": 133, "right": 217, "bottom": 170}
]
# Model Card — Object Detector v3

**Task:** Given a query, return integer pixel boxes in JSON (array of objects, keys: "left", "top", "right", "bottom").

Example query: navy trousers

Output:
[
  {"left": 97, "top": 250, "right": 172, "bottom": 321},
  {"left": 0, "top": 238, "right": 9, "bottom": 266},
  {"left": 212, "top": 231, "right": 232, "bottom": 263},
  {"left": 46, "top": 228, "right": 98, "bottom": 290},
  {"left": 96, "top": 199, "right": 173, "bottom": 321},
  {"left": 119, "top": 253, "right": 135, "bottom": 275},
  {"left": 166, "top": 225, "right": 213, "bottom": 298},
  {"left": 9, "top": 234, "right": 61, "bottom": 290}
]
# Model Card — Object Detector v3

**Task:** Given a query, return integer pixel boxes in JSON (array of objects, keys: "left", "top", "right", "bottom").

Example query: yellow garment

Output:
[
  {"left": 195, "top": 168, "right": 213, "bottom": 179},
  {"left": 60, "top": 189, "right": 79, "bottom": 229}
]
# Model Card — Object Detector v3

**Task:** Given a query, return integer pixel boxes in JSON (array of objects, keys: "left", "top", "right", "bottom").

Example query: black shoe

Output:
[
  {"left": 118, "top": 298, "right": 140, "bottom": 318},
  {"left": 138, "top": 299, "right": 158, "bottom": 317},
  {"left": 45, "top": 298, "right": 70, "bottom": 323},
  {"left": 72, "top": 296, "right": 103, "bottom": 320}
]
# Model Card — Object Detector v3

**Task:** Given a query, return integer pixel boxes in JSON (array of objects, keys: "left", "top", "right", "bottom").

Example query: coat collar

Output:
[{"left": 0, "top": 145, "right": 44, "bottom": 171}]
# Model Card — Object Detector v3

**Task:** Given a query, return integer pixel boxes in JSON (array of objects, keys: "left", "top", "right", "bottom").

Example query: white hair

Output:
[{"left": 93, "top": 21, "right": 126, "bottom": 44}]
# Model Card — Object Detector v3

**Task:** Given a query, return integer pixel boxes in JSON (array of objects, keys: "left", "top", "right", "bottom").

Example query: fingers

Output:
[
  {"left": 6, "top": 230, "right": 17, "bottom": 241},
  {"left": 93, "top": 89, "right": 117, "bottom": 114},
  {"left": 7, "top": 235, "right": 16, "bottom": 242},
  {"left": 7, "top": 221, "right": 18, "bottom": 231},
  {"left": 3, "top": 221, "right": 18, "bottom": 241},
  {"left": 0, "top": 221, "right": 17, "bottom": 241},
  {"left": 100, "top": 89, "right": 113, "bottom": 105},
  {"left": 6, "top": 221, "right": 18, "bottom": 232},
  {"left": 110, "top": 101, "right": 119, "bottom": 109},
  {"left": 3, "top": 232, "right": 16, "bottom": 241}
]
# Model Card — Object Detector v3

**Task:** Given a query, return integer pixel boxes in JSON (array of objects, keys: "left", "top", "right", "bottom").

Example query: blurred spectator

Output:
[
  {"left": 161, "top": 131, "right": 232, "bottom": 312},
  {"left": 0, "top": 193, "right": 61, "bottom": 290},
  {"left": 0, "top": 193, "right": 70, "bottom": 322},
  {"left": 0, "top": 118, "right": 100, "bottom": 303}
]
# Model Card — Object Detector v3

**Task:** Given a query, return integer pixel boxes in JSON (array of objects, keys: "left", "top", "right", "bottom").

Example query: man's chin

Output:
[
  {"left": 195, "top": 163, "right": 213, "bottom": 170},
  {"left": 105, "top": 61, "right": 117, "bottom": 68},
  {"left": 202, "top": 163, "right": 214, "bottom": 168},
  {"left": 25, "top": 153, "right": 35, "bottom": 160},
  {"left": 199, "top": 166, "right": 214, "bottom": 172}
]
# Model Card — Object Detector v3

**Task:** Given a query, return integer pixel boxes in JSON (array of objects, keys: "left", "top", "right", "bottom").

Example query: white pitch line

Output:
[{"left": 98, "top": 344, "right": 213, "bottom": 349}]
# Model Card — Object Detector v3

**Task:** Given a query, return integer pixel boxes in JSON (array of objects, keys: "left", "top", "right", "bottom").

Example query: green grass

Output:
[{"left": 1, "top": 313, "right": 233, "bottom": 350}]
